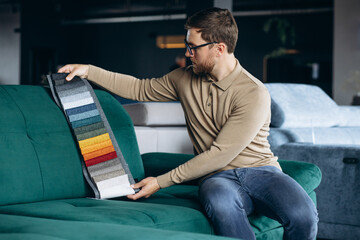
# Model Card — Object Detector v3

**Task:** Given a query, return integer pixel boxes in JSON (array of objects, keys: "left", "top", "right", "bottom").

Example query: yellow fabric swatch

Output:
[
  {"left": 80, "top": 139, "right": 113, "bottom": 154},
  {"left": 78, "top": 133, "right": 110, "bottom": 148},
  {"left": 83, "top": 145, "right": 115, "bottom": 161}
]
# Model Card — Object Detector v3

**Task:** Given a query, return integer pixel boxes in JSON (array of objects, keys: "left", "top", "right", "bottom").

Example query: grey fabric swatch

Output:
[
  {"left": 71, "top": 115, "right": 101, "bottom": 128},
  {"left": 87, "top": 158, "right": 125, "bottom": 177},
  {"left": 48, "top": 74, "right": 137, "bottom": 198},
  {"left": 76, "top": 127, "right": 107, "bottom": 141},
  {"left": 92, "top": 170, "right": 125, "bottom": 183},
  {"left": 69, "top": 109, "right": 100, "bottom": 122},
  {"left": 60, "top": 91, "right": 92, "bottom": 104},
  {"left": 57, "top": 85, "right": 88, "bottom": 98},
  {"left": 83, "top": 80, "right": 136, "bottom": 186},
  {"left": 73, "top": 122, "right": 105, "bottom": 135},
  {"left": 54, "top": 79, "right": 65, "bottom": 86},
  {"left": 56, "top": 79, "right": 84, "bottom": 92}
]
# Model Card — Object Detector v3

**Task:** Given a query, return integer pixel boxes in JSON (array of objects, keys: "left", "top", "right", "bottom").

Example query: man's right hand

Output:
[{"left": 57, "top": 64, "right": 89, "bottom": 81}]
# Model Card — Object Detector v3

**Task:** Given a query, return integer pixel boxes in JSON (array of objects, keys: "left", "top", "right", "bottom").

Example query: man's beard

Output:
[{"left": 191, "top": 56, "right": 215, "bottom": 75}]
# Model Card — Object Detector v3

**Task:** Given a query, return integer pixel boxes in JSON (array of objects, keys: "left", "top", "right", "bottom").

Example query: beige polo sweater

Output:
[{"left": 87, "top": 61, "right": 280, "bottom": 188}]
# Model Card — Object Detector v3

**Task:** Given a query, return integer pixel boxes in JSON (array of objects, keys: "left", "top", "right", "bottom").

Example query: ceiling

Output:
[{"left": 0, "top": 0, "right": 333, "bottom": 19}]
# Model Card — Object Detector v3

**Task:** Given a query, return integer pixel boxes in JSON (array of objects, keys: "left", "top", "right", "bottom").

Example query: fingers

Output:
[
  {"left": 127, "top": 189, "right": 147, "bottom": 200},
  {"left": 57, "top": 64, "right": 89, "bottom": 81},
  {"left": 126, "top": 179, "right": 147, "bottom": 200},
  {"left": 131, "top": 179, "right": 145, "bottom": 189},
  {"left": 65, "top": 71, "right": 77, "bottom": 81},
  {"left": 57, "top": 64, "right": 75, "bottom": 81},
  {"left": 57, "top": 65, "right": 72, "bottom": 73},
  {"left": 126, "top": 177, "right": 160, "bottom": 201}
]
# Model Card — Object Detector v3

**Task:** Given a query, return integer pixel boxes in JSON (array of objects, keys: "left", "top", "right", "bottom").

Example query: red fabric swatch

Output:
[{"left": 85, "top": 151, "right": 118, "bottom": 167}]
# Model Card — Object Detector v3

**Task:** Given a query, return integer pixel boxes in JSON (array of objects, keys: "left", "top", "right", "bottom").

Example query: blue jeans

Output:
[{"left": 199, "top": 166, "right": 318, "bottom": 240}]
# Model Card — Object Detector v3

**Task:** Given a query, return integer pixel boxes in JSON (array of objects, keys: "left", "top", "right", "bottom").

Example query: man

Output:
[{"left": 58, "top": 7, "right": 318, "bottom": 240}]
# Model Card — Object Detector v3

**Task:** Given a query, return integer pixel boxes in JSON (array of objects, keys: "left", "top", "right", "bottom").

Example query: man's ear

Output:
[{"left": 216, "top": 43, "right": 226, "bottom": 56}]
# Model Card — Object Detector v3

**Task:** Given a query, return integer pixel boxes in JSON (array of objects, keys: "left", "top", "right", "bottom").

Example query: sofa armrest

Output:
[
  {"left": 274, "top": 142, "right": 360, "bottom": 168},
  {"left": 273, "top": 142, "right": 360, "bottom": 225},
  {"left": 278, "top": 160, "right": 322, "bottom": 194},
  {"left": 142, "top": 152, "right": 322, "bottom": 193}
]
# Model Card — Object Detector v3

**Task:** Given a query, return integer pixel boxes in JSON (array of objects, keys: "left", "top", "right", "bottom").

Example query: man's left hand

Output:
[{"left": 127, "top": 177, "right": 160, "bottom": 200}]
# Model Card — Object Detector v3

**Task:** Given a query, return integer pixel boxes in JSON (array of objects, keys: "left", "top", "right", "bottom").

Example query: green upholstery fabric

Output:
[
  {"left": 134, "top": 183, "right": 316, "bottom": 239},
  {"left": 0, "top": 86, "right": 144, "bottom": 206},
  {"left": 0, "top": 86, "right": 90, "bottom": 205},
  {"left": 278, "top": 159, "right": 322, "bottom": 194},
  {"left": 0, "top": 85, "right": 321, "bottom": 240},
  {"left": 0, "top": 214, "right": 232, "bottom": 240},
  {"left": 132, "top": 185, "right": 202, "bottom": 210},
  {"left": 142, "top": 153, "right": 322, "bottom": 195},
  {"left": 0, "top": 198, "right": 212, "bottom": 234},
  {"left": 141, "top": 152, "right": 321, "bottom": 239},
  {"left": 142, "top": 152, "right": 194, "bottom": 177}
]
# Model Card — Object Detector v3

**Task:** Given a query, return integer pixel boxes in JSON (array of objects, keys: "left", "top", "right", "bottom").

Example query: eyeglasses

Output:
[{"left": 184, "top": 39, "right": 218, "bottom": 56}]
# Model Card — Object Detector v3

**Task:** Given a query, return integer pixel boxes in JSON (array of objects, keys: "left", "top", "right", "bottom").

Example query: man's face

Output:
[{"left": 185, "top": 28, "right": 216, "bottom": 75}]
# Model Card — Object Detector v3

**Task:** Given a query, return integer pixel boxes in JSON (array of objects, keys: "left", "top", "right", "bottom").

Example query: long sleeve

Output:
[
  {"left": 87, "top": 65, "right": 179, "bottom": 102},
  {"left": 88, "top": 62, "right": 279, "bottom": 189},
  {"left": 156, "top": 86, "right": 273, "bottom": 188}
]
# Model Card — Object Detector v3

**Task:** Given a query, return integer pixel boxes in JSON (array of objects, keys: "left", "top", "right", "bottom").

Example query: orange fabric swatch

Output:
[
  {"left": 78, "top": 133, "right": 110, "bottom": 148},
  {"left": 83, "top": 145, "right": 115, "bottom": 161},
  {"left": 80, "top": 139, "right": 113, "bottom": 155}
]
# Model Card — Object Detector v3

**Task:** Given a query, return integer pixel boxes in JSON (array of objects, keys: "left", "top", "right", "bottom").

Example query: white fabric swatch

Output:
[
  {"left": 60, "top": 91, "right": 92, "bottom": 104},
  {"left": 62, "top": 97, "right": 94, "bottom": 110},
  {"left": 96, "top": 174, "right": 135, "bottom": 199}
]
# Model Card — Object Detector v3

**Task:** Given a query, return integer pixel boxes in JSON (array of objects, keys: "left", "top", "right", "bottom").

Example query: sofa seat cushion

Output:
[
  {"left": 123, "top": 102, "right": 186, "bottom": 126},
  {"left": 0, "top": 214, "right": 231, "bottom": 240},
  {"left": 141, "top": 186, "right": 285, "bottom": 237},
  {"left": 140, "top": 187, "right": 317, "bottom": 238},
  {"left": 135, "top": 185, "right": 202, "bottom": 211},
  {"left": 0, "top": 198, "right": 212, "bottom": 234},
  {"left": 0, "top": 187, "right": 285, "bottom": 239},
  {"left": 139, "top": 158, "right": 321, "bottom": 237}
]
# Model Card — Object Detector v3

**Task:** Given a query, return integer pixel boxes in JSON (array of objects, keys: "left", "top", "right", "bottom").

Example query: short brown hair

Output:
[{"left": 184, "top": 7, "right": 238, "bottom": 53}]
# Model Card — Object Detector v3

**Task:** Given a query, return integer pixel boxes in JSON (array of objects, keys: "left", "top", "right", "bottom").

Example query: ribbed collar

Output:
[{"left": 204, "top": 59, "right": 243, "bottom": 92}]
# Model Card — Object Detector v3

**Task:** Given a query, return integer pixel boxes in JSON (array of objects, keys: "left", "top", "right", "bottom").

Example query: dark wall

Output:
[
  {"left": 60, "top": 20, "right": 187, "bottom": 78},
  {"left": 235, "top": 12, "right": 333, "bottom": 79},
  {"left": 60, "top": 12, "right": 333, "bottom": 80},
  {"left": 234, "top": 12, "right": 333, "bottom": 95},
  {"left": 20, "top": 1, "right": 61, "bottom": 85},
  {"left": 20, "top": 2, "right": 333, "bottom": 96}
]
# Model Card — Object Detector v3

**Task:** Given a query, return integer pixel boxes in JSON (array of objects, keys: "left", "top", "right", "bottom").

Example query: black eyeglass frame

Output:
[{"left": 184, "top": 39, "right": 218, "bottom": 56}]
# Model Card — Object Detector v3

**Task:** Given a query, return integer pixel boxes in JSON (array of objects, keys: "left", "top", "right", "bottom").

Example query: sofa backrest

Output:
[
  {"left": 265, "top": 83, "right": 341, "bottom": 128},
  {"left": 338, "top": 106, "right": 360, "bottom": 127},
  {"left": 0, "top": 85, "right": 144, "bottom": 206}
]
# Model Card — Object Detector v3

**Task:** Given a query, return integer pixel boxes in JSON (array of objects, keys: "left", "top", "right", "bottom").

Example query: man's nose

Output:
[{"left": 185, "top": 48, "right": 192, "bottom": 58}]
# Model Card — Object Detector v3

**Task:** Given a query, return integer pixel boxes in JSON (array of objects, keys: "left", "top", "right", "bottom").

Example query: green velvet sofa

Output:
[{"left": 0, "top": 85, "right": 322, "bottom": 239}]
